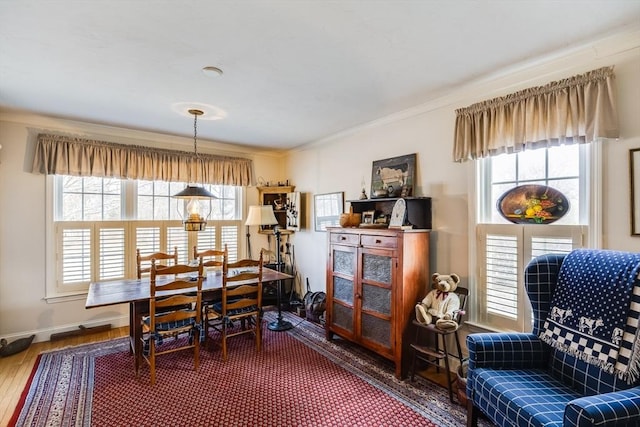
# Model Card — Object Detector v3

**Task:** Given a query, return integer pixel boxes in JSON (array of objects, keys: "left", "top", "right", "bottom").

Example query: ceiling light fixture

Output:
[
  {"left": 202, "top": 66, "right": 223, "bottom": 77},
  {"left": 172, "top": 109, "right": 217, "bottom": 232}
]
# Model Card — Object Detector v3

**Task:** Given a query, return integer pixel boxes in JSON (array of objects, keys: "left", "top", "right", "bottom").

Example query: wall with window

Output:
[
  {"left": 286, "top": 31, "right": 640, "bottom": 337},
  {"left": 0, "top": 113, "right": 285, "bottom": 341},
  {"left": 1, "top": 30, "right": 638, "bottom": 343}
]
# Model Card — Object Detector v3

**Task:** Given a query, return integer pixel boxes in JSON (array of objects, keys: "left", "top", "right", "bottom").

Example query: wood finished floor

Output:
[
  {"left": 0, "top": 326, "right": 128, "bottom": 426},
  {"left": 0, "top": 325, "right": 459, "bottom": 426}
]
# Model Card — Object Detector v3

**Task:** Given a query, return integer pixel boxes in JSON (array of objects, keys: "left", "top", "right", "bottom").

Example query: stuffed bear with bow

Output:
[{"left": 415, "top": 273, "right": 461, "bottom": 330}]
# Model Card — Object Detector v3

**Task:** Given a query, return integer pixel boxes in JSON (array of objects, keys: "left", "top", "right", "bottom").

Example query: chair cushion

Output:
[
  {"left": 472, "top": 368, "right": 581, "bottom": 427},
  {"left": 141, "top": 314, "right": 204, "bottom": 355},
  {"left": 209, "top": 301, "right": 258, "bottom": 317}
]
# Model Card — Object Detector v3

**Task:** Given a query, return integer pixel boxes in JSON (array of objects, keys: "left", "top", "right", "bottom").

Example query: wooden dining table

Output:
[{"left": 85, "top": 267, "right": 293, "bottom": 363}]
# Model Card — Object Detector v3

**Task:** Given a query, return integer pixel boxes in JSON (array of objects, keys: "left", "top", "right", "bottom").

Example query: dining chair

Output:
[
  {"left": 204, "top": 252, "right": 264, "bottom": 361},
  {"left": 136, "top": 259, "right": 203, "bottom": 385},
  {"left": 194, "top": 245, "right": 226, "bottom": 269},
  {"left": 136, "top": 247, "right": 178, "bottom": 279}
]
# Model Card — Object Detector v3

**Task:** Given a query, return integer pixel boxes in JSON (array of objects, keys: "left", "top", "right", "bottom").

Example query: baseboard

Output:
[{"left": 2, "top": 315, "right": 129, "bottom": 344}]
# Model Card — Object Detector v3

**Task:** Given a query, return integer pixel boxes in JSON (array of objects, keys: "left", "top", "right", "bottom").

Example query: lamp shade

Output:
[
  {"left": 173, "top": 184, "right": 216, "bottom": 199},
  {"left": 245, "top": 205, "right": 278, "bottom": 226}
]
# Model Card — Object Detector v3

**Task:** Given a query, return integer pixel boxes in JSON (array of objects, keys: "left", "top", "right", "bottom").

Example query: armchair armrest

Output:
[
  {"left": 564, "top": 387, "right": 640, "bottom": 427},
  {"left": 467, "top": 332, "right": 549, "bottom": 370}
]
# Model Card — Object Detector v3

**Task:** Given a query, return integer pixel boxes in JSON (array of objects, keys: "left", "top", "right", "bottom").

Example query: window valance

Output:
[
  {"left": 32, "top": 133, "right": 254, "bottom": 186},
  {"left": 453, "top": 66, "right": 619, "bottom": 162}
]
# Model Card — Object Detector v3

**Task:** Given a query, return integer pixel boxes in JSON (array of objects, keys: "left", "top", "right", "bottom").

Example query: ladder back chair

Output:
[
  {"left": 195, "top": 245, "right": 227, "bottom": 306},
  {"left": 204, "top": 252, "right": 264, "bottom": 361},
  {"left": 410, "top": 286, "right": 468, "bottom": 403},
  {"left": 136, "top": 259, "right": 204, "bottom": 385},
  {"left": 136, "top": 247, "right": 179, "bottom": 279},
  {"left": 194, "top": 245, "right": 227, "bottom": 269}
]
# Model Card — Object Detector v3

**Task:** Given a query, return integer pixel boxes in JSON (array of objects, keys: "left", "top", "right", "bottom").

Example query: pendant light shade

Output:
[{"left": 173, "top": 185, "right": 216, "bottom": 199}]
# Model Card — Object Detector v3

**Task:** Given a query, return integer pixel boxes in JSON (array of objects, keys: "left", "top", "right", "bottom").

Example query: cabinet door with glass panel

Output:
[{"left": 327, "top": 242, "right": 358, "bottom": 341}]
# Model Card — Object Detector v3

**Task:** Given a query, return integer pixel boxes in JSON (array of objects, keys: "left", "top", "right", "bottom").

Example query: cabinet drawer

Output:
[
  {"left": 330, "top": 232, "right": 360, "bottom": 245},
  {"left": 360, "top": 234, "right": 397, "bottom": 249}
]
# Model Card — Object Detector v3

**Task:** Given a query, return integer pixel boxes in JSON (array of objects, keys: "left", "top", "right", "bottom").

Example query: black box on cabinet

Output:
[{"left": 347, "top": 197, "right": 432, "bottom": 229}]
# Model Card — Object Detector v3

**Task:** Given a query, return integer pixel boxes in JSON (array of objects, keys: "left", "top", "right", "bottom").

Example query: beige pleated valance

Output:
[
  {"left": 453, "top": 66, "right": 619, "bottom": 162},
  {"left": 32, "top": 134, "right": 254, "bottom": 186}
]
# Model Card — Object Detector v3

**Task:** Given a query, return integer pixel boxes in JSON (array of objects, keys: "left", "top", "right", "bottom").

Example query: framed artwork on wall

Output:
[
  {"left": 314, "top": 192, "right": 344, "bottom": 232},
  {"left": 370, "top": 153, "right": 416, "bottom": 198},
  {"left": 631, "top": 148, "right": 640, "bottom": 236}
]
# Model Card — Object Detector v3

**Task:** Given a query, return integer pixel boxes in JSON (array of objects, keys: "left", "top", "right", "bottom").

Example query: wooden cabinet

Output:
[
  {"left": 325, "top": 227, "right": 429, "bottom": 378},
  {"left": 257, "top": 186, "right": 300, "bottom": 233}
]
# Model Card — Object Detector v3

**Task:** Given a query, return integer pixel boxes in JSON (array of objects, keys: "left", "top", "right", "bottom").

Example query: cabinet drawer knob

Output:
[
  {"left": 375, "top": 239, "right": 381, "bottom": 243},
  {"left": 340, "top": 236, "right": 346, "bottom": 241}
]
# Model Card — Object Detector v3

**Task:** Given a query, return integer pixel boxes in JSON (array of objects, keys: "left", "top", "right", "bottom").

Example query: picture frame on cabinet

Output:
[
  {"left": 631, "top": 148, "right": 640, "bottom": 236},
  {"left": 362, "top": 210, "right": 375, "bottom": 225},
  {"left": 371, "top": 153, "right": 417, "bottom": 198}
]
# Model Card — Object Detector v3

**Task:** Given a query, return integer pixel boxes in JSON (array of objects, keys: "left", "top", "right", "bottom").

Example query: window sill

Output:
[{"left": 44, "top": 291, "right": 88, "bottom": 304}]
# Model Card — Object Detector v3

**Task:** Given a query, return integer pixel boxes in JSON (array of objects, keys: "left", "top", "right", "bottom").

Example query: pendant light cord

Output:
[{"left": 193, "top": 112, "right": 199, "bottom": 158}]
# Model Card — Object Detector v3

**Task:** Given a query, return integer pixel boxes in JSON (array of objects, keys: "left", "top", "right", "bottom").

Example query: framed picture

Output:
[
  {"left": 314, "top": 192, "right": 344, "bottom": 232},
  {"left": 362, "top": 210, "right": 375, "bottom": 225},
  {"left": 631, "top": 148, "right": 640, "bottom": 236},
  {"left": 371, "top": 153, "right": 417, "bottom": 198}
]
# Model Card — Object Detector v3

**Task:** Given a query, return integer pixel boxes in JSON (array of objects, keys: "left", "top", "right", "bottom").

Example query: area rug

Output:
[{"left": 10, "top": 313, "right": 485, "bottom": 426}]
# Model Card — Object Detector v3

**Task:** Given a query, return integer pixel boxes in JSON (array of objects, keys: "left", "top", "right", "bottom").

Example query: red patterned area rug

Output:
[{"left": 11, "top": 313, "right": 486, "bottom": 426}]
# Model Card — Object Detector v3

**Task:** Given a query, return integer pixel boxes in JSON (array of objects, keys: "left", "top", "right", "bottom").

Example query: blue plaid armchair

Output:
[{"left": 466, "top": 249, "right": 640, "bottom": 427}]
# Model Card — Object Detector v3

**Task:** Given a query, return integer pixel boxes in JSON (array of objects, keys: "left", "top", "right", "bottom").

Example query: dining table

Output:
[{"left": 85, "top": 267, "right": 293, "bottom": 365}]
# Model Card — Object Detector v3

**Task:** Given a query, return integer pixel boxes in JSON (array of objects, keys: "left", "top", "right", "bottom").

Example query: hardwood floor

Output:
[{"left": 0, "top": 326, "right": 128, "bottom": 426}]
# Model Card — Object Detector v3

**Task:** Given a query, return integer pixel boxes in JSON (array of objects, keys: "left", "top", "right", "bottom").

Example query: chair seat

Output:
[
  {"left": 142, "top": 313, "right": 205, "bottom": 355},
  {"left": 472, "top": 368, "right": 582, "bottom": 427},
  {"left": 207, "top": 301, "right": 259, "bottom": 318}
]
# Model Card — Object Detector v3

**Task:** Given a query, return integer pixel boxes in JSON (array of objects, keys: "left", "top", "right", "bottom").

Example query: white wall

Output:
[
  {"left": 0, "top": 114, "right": 284, "bottom": 341},
  {"left": 286, "top": 30, "right": 640, "bottom": 297}
]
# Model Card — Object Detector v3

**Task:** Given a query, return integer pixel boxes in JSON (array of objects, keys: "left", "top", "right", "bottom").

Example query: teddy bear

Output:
[{"left": 415, "top": 273, "right": 461, "bottom": 330}]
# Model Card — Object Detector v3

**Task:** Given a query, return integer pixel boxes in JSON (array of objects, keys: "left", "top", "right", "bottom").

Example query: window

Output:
[
  {"left": 474, "top": 144, "right": 591, "bottom": 332},
  {"left": 50, "top": 176, "right": 242, "bottom": 296}
]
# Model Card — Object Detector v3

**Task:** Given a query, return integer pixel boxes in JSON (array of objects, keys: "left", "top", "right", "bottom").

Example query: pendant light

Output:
[{"left": 173, "top": 109, "right": 216, "bottom": 232}]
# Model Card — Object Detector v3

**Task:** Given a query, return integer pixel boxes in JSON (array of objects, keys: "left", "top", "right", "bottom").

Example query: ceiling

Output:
[{"left": 1, "top": 1, "right": 639, "bottom": 151}]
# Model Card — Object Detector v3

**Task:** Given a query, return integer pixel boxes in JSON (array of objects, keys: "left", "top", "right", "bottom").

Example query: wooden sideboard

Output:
[{"left": 325, "top": 227, "right": 429, "bottom": 378}]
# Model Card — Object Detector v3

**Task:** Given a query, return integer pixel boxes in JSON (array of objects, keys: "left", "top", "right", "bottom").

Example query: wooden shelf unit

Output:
[
  {"left": 257, "top": 185, "right": 297, "bottom": 234},
  {"left": 347, "top": 197, "right": 432, "bottom": 229}
]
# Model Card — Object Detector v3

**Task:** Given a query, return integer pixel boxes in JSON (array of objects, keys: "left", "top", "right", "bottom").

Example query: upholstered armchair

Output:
[{"left": 466, "top": 249, "right": 640, "bottom": 427}]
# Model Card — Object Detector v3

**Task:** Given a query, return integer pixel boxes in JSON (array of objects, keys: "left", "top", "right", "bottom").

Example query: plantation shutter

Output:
[
  {"left": 196, "top": 227, "right": 217, "bottom": 255},
  {"left": 221, "top": 225, "right": 239, "bottom": 262},
  {"left": 98, "top": 224, "right": 126, "bottom": 280},
  {"left": 167, "top": 225, "right": 189, "bottom": 264},
  {"left": 135, "top": 225, "right": 161, "bottom": 255},
  {"left": 483, "top": 232, "right": 521, "bottom": 320},
  {"left": 57, "top": 224, "right": 92, "bottom": 290},
  {"left": 477, "top": 224, "right": 585, "bottom": 331}
]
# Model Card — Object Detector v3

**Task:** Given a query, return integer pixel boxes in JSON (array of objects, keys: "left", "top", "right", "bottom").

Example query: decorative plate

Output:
[{"left": 497, "top": 185, "right": 569, "bottom": 224}]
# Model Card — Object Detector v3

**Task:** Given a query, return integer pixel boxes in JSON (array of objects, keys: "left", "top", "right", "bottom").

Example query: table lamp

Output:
[{"left": 244, "top": 205, "right": 293, "bottom": 331}]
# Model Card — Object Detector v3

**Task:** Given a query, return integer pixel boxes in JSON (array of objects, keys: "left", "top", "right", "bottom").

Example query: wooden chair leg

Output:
[
  {"left": 195, "top": 331, "right": 200, "bottom": 371},
  {"left": 150, "top": 344, "right": 156, "bottom": 386},
  {"left": 222, "top": 322, "right": 228, "bottom": 362},
  {"left": 441, "top": 335, "right": 454, "bottom": 403},
  {"left": 256, "top": 315, "right": 262, "bottom": 353},
  {"left": 466, "top": 399, "right": 478, "bottom": 427}
]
